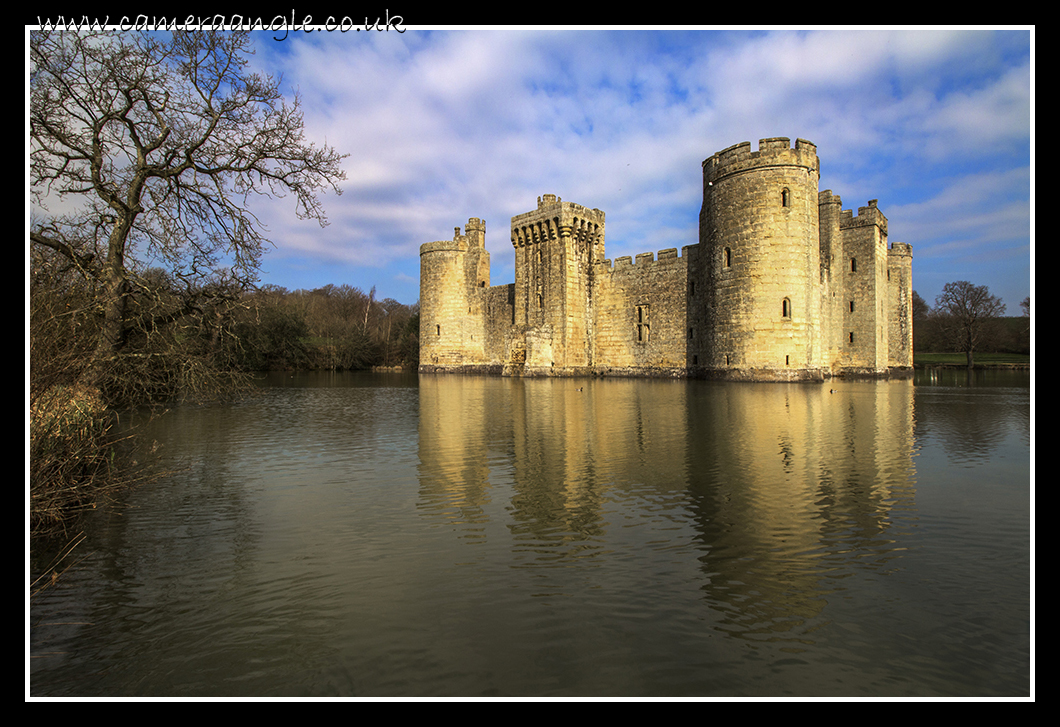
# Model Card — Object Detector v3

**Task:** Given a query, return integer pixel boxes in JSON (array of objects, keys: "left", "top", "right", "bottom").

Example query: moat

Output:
[{"left": 30, "top": 370, "right": 1030, "bottom": 697}]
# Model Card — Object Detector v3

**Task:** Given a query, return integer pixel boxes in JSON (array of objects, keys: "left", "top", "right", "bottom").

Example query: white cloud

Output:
[
  {"left": 239, "top": 28, "right": 1029, "bottom": 306},
  {"left": 924, "top": 62, "right": 1032, "bottom": 150},
  {"left": 888, "top": 167, "right": 1031, "bottom": 256}
]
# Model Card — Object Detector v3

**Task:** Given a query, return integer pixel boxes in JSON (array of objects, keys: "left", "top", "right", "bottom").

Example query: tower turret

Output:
[
  {"left": 510, "top": 194, "right": 605, "bottom": 372},
  {"left": 838, "top": 200, "right": 890, "bottom": 375},
  {"left": 887, "top": 242, "right": 913, "bottom": 370},
  {"left": 419, "top": 218, "right": 490, "bottom": 370},
  {"left": 699, "top": 137, "right": 825, "bottom": 380}
]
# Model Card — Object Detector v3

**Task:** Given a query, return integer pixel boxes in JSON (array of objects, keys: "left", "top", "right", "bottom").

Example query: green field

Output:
[{"left": 914, "top": 352, "right": 1030, "bottom": 367}]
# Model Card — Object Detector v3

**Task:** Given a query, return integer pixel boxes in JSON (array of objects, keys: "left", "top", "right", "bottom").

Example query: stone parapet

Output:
[
  {"left": 418, "top": 137, "right": 912, "bottom": 382},
  {"left": 703, "top": 137, "right": 819, "bottom": 186}
]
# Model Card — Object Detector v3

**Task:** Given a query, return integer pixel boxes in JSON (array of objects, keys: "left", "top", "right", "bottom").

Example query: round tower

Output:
[
  {"left": 699, "top": 137, "right": 826, "bottom": 381},
  {"left": 419, "top": 219, "right": 488, "bottom": 371}
]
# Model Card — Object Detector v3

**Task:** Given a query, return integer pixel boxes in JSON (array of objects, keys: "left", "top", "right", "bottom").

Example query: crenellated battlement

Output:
[
  {"left": 597, "top": 245, "right": 697, "bottom": 272},
  {"left": 840, "top": 199, "right": 888, "bottom": 235},
  {"left": 511, "top": 193, "right": 605, "bottom": 249},
  {"left": 421, "top": 238, "right": 468, "bottom": 255},
  {"left": 423, "top": 216, "right": 487, "bottom": 252},
  {"left": 420, "top": 137, "right": 911, "bottom": 380},
  {"left": 819, "top": 189, "right": 843, "bottom": 207},
  {"left": 703, "top": 137, "right": 819, "bottom": 185},
  {"left": 463, "top": 217, "right": 485, "bottom": 247},
  {"left": 888, "top": 242, "right": 912, "bottom": 257}
]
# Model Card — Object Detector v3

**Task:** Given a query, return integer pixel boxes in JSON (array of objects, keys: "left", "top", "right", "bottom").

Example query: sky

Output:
[{"left": 46, "top": 25, "right": 1035, "bottom": 314}]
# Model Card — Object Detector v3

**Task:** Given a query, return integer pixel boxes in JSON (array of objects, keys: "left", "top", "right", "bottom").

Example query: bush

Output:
[{"left": 29, "top": 384, "right": 143, "bottom": 536}]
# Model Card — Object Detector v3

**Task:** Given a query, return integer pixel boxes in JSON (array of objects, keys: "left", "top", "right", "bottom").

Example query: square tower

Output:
[{"left": 510, "top": 194, "right": 605, "bottom": 371}]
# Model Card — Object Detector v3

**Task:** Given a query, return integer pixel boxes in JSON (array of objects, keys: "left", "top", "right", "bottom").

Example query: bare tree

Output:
[
  {"left": 30, "top": 29, "right": 346, "bottom": 398},
  {"left": 912, "top": 290, "right": 930, "bottom": 320},
  {"left": 934, "top": 281, "right": 1006, "bottom": 367},
  {"left": 1018, "top": 296, "right": 1031, "bottom": 354}
]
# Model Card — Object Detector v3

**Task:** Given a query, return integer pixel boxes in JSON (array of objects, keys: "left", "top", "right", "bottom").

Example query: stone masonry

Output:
[{"left": 419, "top": 137, "right": 913, "bottom": 381}]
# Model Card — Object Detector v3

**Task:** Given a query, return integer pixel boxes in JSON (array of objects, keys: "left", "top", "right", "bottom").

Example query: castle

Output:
[{"left": 419, "top": 137, "right": 913, "bottom": 381}]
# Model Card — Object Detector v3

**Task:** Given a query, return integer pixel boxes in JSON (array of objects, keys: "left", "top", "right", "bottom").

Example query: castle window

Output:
[
  {"left": 851, "top": 257, "right": 857, "bottom": 272},
  {"left": 688, "top": 327, "right": 694, "bottom": 339},
  {"left": 724, "top": 247, "right": 732, "bottom": 269},
  {"left": 849, "top": 300, "right": 855, "bottom": 313},
  {"left": 537, "top": 293, "right": 543, "bottom": 309},
  {"left": 782, "top": 187, "right": 791, "bottom": 207},
  {"left": 786, "top": 355, "right": 790, "bottom": 365},
  {"left": 689, "top": 280, "right": 696, "bottom": 296},
  {"left": 782, "top": 297, "right": 791, "bottom": 319},
  {"left": 635, "top": 305, "right": 650, "bottom": 343},
  {"left": 849, "top": 331, "right": 854, "bottom": 343},
  {"left": 437, "top": 324, "right": 441, "bottom": 336}
]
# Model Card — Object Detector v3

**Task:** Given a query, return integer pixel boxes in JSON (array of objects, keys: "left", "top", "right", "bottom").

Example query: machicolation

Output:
[{"left": 419, "top": 137, "right": 913, "bottom": 381}]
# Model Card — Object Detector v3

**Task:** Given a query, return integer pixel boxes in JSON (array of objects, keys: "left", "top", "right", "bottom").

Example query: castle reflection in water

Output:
[{"left": 416, "top": 375, "right": 918, "bottom": 632}]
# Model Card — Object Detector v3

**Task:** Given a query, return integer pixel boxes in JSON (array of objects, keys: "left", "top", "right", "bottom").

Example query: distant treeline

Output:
[
  {"left": 221, "top": 284, "right": 419, "bottom": 372},
  {"left": 31, "top": 254, "right": 419, "bottom": 409},
  {"left": 913, "top": 315, "right": 1029, "bottom": 356},
  {"left": 912, "top": 291, "right": 1029, "bottom": 356}
]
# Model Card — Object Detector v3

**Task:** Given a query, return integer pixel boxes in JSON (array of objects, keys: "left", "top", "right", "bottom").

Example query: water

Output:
[{"left": 29, "top": 370, "right": 1032, "bottom": 697}]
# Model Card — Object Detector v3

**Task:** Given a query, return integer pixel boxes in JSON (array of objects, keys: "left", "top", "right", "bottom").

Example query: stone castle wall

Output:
[
  {"left": 699, "top": 138, "right": 825, "bottom": 380},
  {"left": 591, "top": 247, "right": 694, "bottom": 376},
  {"left": 839, "top": 201, "right": 889, "bottom": 374},
  {"left": 420, "top": 138, "right": 913, "bottom": 381}
]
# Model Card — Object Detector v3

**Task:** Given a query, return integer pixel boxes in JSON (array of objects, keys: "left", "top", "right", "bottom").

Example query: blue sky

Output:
[{"left": 239, "top": 28, "right": 1030, "bottom": 312}]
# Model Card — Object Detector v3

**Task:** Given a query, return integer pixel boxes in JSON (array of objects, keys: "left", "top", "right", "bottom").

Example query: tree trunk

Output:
[{"left": 81, "top": 222, "right": 132, "bottom": 391}]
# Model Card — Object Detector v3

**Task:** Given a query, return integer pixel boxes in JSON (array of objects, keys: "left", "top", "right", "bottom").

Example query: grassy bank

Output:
[{"left": 914, "top": 352, "right": 1030, "bottom": 368}]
